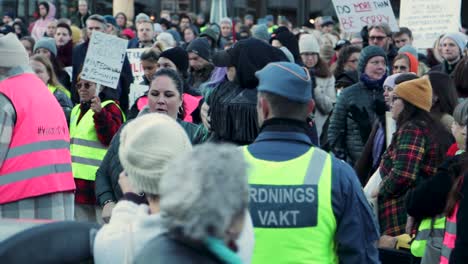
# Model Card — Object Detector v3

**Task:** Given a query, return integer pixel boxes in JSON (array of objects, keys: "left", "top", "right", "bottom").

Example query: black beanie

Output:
[
  {"left": 186, "top": 37, "right": 211, "bottom": 62},
  {"left": 159, "top": 47, "right": 189, "bottom": 73}
]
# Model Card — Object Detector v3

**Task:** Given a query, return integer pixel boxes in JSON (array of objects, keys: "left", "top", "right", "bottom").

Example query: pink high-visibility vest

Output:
[
  {"left": 440, "top": 203, "right": 458, "bottom": 264},
  {"left": 0, "top": 73, "right": 75, "bottom": 204},
  {"left": 136, "top": 93, "right": 202, "bottom": 123}
]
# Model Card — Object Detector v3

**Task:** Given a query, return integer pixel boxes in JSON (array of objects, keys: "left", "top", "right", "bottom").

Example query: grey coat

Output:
[{"left": 327, "top": 81, "right": 384, "bottom": 164}]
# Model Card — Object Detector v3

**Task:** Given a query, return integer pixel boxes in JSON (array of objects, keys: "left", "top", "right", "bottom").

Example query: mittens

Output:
[{"left": 347, "top": 105, "right": 372, "bottom": 143}]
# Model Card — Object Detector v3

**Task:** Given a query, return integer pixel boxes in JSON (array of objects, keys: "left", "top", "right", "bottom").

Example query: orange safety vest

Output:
[{"left": 0, "top": 73, "right": 75, "bottom": 204}]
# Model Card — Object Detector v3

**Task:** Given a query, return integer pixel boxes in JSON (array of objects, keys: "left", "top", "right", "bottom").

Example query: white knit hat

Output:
[
  {"left": 0, "top": 33, "right": 29, "bottom": 68},
  {"left": 299, "top": 34, "right": 320, "bottom": 54},
  {"left": 118, "top": 113, "right": 192, "bottom": 195}
]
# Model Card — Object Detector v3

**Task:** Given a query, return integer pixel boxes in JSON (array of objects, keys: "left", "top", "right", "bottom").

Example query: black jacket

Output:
[{"left": 135, "top": 234, "right": 223, "bottom": 264}]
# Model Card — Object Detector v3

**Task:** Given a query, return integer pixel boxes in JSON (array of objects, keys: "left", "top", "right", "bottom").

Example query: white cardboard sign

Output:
[
  {"left": 126, "top": 48, "right": 148, "bottom": 84},
  {"left": 399, "top": 0, "right": 462, "bottom": 49},
  {"left": 332, "top": 0, "right": 399, "bottom": 33},
  {"left": 81, "top": 31, "right": 128, "bottom": 89}
]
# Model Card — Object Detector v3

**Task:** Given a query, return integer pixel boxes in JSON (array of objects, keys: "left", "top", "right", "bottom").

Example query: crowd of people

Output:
[{"left": 0, "top": 0, "right": 468, "bottom": 263}]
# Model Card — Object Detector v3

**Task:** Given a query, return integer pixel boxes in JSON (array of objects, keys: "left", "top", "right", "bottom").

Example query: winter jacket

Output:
[
  {"left": 95, "top": 107, "right": 200, "bottom": 206},
  {"left": 31, "top": 3, "right": 56, "bottom": 40},
  {"left": 314, "top": 75, "right": 336, "bottom": 137},
  {"left": 57, "top": 41, "right": 73, "bottom": 67},
  {"left": 70, "top": 11, "right": 91, "bottom": 29},
  {"left": 188, "top": 64, "right": 215, "bottom": 91},
  {"left": 327, "top": 81, "right": 384, "bottom": 164}
]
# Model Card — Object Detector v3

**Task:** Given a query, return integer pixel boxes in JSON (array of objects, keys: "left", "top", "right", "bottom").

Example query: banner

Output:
[
  {"left": 81, "top": 31, "right": 128, "bottom": 89},
  {"left": 127, "top": 48, "right": 148, "bottom": 84},
  {"left": 332, "top": 0, "right": 399, "bottom": 33},
  {"left": 399, "top": 0, "right": 462, "bottom": 49}
]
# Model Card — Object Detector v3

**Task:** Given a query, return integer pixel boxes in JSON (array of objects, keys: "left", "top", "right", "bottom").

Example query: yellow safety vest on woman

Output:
[
  {"left": 70, "top": 100, "right": 124, "bottom": 181},
  {"left": 243, "top": 146, "right": 338, "bottom": 264},
  {"left": 410, "top": 216, "right": 445, "bottom": 257}
]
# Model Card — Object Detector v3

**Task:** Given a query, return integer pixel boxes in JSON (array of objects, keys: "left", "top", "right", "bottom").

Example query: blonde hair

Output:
[{"left": 30, "top": 54, "right": 61, "bottom": 87}]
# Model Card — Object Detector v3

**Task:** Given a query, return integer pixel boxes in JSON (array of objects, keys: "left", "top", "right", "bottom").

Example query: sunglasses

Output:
[
  {"left": 369, "top": 36, "right": 386, "bottom": 41},
  {"left": 76, "top": 83, "right": 92, "bottom": 89}
]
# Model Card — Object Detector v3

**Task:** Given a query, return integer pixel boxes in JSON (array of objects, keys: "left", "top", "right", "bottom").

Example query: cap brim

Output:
[{"left": 212, "top": 50, "right": 232, "bottom": 67}]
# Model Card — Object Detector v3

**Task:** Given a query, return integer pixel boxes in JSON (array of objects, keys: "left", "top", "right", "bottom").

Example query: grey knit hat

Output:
[
  {"left": 118, "top": 113, "right": 192, "bottom": 195},
  {"left": 0, "top": 33, "right": 28, "bottom": 68},
  {"left": 440, "top": 32, "right": 467, "bottom": 54},
  {"left": 34, "top": 37, "right": 57, "bottom": 57},
  {"left": 251, "top": 24, "right": 270, "bottom": 42},
  {"left": 358, "top": 45, "right": 387, "bottom": 74}
]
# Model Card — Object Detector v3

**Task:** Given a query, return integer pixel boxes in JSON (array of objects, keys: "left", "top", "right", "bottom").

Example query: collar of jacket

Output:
[{"left": 260, "top": 118, "right": 310, "bottom": 134}]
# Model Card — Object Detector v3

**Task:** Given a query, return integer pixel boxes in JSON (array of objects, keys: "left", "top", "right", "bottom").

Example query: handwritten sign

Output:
[
  {"left": 399, "top": 0, "right": 462, "bottom": 49},
  {"left": 81, "top": 31, "right": 128, "bottom": 89},
  {"left": 332, "top": 0, "right": 399, "bottom": 33},
  {"left": 129, "top": 84, "right": 149, "bottom": 109},
  {"left": 127, "top": 48, "right": 147, "bottom": 84}
]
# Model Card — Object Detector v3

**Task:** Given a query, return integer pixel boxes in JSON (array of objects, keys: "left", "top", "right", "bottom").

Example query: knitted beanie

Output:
[
  {"left": 403, "top": 52, "right": 419, "bottom": 74},
  {"left": 440, "top": 32, "right": 468, "bottom": 54},
  {"left": 398, "top": 45, "right": 418, "bottom": 59},
  {"left": 383, "top": 73, "right": 403, "bottom": 89},
  {"left": 299, "top": 34, "right": 320, "bottom": 54},
  {"left": 251, "top": 24, "right": 270, "bottom": 42},
  {"left": 394, "top": 77, "right": 433, "bottom": 112},
  {"left": 0, "top": 33, "right": 28, "bottom": 68},
  {"left": 34, "top": 37, "right": 57, "bottom": 57},
  {"left": 118, "top": 113, "right": 192, "bottom": 195},
  {"left": 358, "top": 45, "right": 387, "bottom": 74},
  {"left": 159, "top": 47, "right": 189, "bottom": 73},
  {"left": 186, "top": 37, "right": 211, "bottom": 62}
]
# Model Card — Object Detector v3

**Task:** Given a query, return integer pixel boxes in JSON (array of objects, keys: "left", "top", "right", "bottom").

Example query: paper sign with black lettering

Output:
[
  {"left": 127, "top": 48, "right": 147, "bottom": 84},
  {"left": 249, "top": 185, "right": 318, "bottom": 228},
  {"left": 399, "top": 0, "right": 462, "bottom": 49},
  {"left": 332, "top": 0, "right": 399, "bottom": 33},
  {"left": 81, "top": 31, "right": 128, "bottom": 89}
]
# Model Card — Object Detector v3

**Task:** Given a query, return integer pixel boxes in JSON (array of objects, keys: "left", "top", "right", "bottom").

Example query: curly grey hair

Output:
[{"left": 159, "top": 143, "right": 249, "bottom": 241}]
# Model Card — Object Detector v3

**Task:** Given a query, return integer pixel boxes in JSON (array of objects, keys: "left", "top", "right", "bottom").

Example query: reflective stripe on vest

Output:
[
  {"left": 440, "top": 204, "right": 458, "bottom": 264},
  {"left": 0, "top": 73, "right": 75, "bottom": 203},
  {"left": 244, "top": 146, "right": 337, "bottom": 264},
  {"left": 410, "top": 216, "right": 446, "bottom": 257},
  {"left": 70, "top": 100, "right": 124, "bottom": 181}
]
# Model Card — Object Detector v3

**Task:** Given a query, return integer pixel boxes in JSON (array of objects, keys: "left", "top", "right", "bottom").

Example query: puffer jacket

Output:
[
  {"left": 51, "top": 87, "right": 73, "bottom": 125},
  {"left": 327, "top": 81, "right": 384, "bottom": 164},
  {"left": 95, "top": 107, "right": 200, "bottom": 206}
]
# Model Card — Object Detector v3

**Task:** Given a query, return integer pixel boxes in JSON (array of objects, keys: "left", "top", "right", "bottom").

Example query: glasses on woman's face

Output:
[
  {"left": 76, "top": 82, "right": 92, "bottom": 89},
  {"left": 392, "top": 96, "right": 401, "bottom": 102}
]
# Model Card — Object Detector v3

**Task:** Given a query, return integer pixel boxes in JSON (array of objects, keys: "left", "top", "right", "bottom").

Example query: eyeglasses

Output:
[
  {"left": 392, "top": 96, "right": 401, "bottom": 102},
  {"left": 369, "top": 36, "right": 387, "bottom": 41},
  {"left": 76, "top": 82, "right": 92, "bottom": 89},
  {"left": 393, "top": 65, "right": 408, "bottom": 71}
]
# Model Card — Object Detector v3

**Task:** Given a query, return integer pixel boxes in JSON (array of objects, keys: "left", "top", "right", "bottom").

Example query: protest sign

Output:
[
  {"left": 129, "top": 84, "right": 149, "bottom": 109},
  {"left": 399, "top": 0, "right": 462, "bottom": 49},
  {"left": 127, "top": 48, "right": 147, "bottom": 84},
  {"left": 332, "top": 0, "right": 399, "bottom": 33},
  {"left": 81, "top": 31, "right": 128, "bottom": 89}
]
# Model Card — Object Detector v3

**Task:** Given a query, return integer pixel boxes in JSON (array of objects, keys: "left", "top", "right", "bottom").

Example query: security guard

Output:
[{"left": 244, "top": 62, "right": 380, "bottom": 263}]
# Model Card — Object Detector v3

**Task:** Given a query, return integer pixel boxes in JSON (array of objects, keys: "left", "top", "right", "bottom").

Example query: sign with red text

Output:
[
  {"left": 127, "top": 48, "right": 148, "bottom": 84},
  {"left": 400, "top": 0, "right": 461, "bottom": 49},
  {"left": 332, "top": 0, "right": 399, "bottom": 33}
]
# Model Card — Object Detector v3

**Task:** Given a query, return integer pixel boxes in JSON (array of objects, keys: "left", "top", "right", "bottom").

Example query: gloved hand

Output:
[
  {"left": 374, "top": 99, "right": 387, "bottom": 123},
  {"left": 347, "top": 105, "right": 371, "bottom": 143}
]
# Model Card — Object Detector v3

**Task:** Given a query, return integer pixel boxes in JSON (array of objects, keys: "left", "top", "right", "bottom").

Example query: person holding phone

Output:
[{"left": 70, "top": 73, "right": 125, "bottom": 222}]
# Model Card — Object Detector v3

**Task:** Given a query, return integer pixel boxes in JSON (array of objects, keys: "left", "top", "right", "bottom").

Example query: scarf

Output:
[
  {"left": 204, "top": 237, "right": 242, "bottom": 264},
  {"left": 360, "top": 73, "right": 387, "bottom": 91}
]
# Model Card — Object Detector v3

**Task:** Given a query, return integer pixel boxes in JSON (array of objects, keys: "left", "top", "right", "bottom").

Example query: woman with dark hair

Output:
[
  {"left": 181, "top": 26, "right": 198, "bottom": 49},
  {"left": 426, "top": 71, "right": 459, "bottom": 132},
  {"left": 12, "top": 21, "right": 29, "bottom": 39},
  {"left": 333, "top": 45, "right": 361, "bottom": 91},
  {"left": 114, "top": 12, "right": 127, "bottom": 30},
  {"left": 20, "top": 36, "right": 35, "bottom": 57},
  {"left": 377, "top": 78, "right": 453, "bottom": 236},
  {"left": 453, "top": 57, "right": 468, "bottom": 100},
  {"left": 405, "top": 120, "right": 468, "bottom": 263},
  {"left": 31, "top": 1, "right": 56, "bottom": 40}
]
